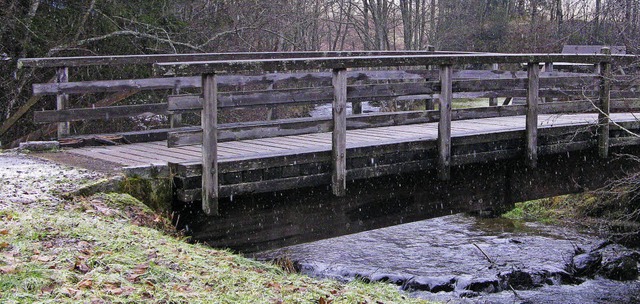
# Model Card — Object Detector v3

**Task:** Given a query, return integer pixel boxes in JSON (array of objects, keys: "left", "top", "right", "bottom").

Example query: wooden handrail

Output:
[
  {"left": 19, "top": 51, "right": 474, "bottom": 68},
  {"left": 154, "top": 54, "right": 617, "bottom": 76}
]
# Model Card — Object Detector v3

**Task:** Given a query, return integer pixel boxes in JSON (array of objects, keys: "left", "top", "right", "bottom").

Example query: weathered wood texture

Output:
[
  {"left": 153, "top": 54, "right": 627, "bottom": 76},
  {"left": 599, "top": 48, "right": 612, "bottom": 158},
  {"left": 166, "top": 100, "right": 639, "bottom": 147},
  {"left": 20, "top": 51, "right": 465, "bottom": 68},
  {"left": 438, "top": 65, "right": 452, "bottom": 180},
  {"left": 526, "top": 63, "right": 540, "bottom": 168},
  {"left": 56, "top": 67, "right": 70, "bottom": 138},
  {"left": 201, "top": 74, "right": 219, "bottom": 216},
  {"left": 332, "top": 68, "right": 347, "bottom": 196},
  {"left": 65, "top": 113, "right": 640, "bottom": 203}
]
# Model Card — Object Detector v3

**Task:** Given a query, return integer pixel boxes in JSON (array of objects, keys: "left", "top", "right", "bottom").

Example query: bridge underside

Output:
[{"left": 175, "top": 145, "right": 640, "bottom": 253}]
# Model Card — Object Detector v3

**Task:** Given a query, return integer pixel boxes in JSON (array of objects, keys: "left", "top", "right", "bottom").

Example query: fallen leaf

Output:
[
  {"left": 0, "top": 265, "right": 17, "bottom": 274},
  {"left": 133, "top": 263, "right": 149, "bottom": 274},
  {"left": 319, "top": 297, "right": 333, "bottom": 304},
  {"left": 0, "top": 229, "right": 8, "bottom": 235},
  {"left": 41, "top": 284, "right": 55, "bottom": 294},
  {"left": 33, "top": 255, "right": 54, "bottom": 262},
  {"left": 126, "top": 273, "right": 143, "bottom": 283},
  {"left": 73, "top": 258, "right": 91, "bottom": 273},
  {"left": 0, "top": 242, "right": 10, "bottom": 249},
  {"left": 78, "top": 279, "right": 93, "bottom": 289},
  {"left": 60, "top": 288, "right": 79, "bottom": 297},
  {"left": 106, "top": 287, "right": 123, "bottom": 295},
  {"left": 266, "top": 282, "right": 282, "bottom": 291}
]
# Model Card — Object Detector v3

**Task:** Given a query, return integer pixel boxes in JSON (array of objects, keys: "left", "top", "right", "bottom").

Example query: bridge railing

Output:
[
  {"left": 21, "top": 51, "right": 456, "bottom": 142},
  {"left": 152, "top": 52, "right": 639, "bottom": 215}
]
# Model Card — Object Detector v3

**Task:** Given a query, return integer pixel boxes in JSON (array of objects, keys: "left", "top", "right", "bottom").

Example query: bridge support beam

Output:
[
  {"left": 202, "top": 73, "right": 219, "bottom": 215},
  {"left": 332, "top": 68, "right": 347, "bottom": 197},
  {"left": 526, "top": 62, "right": 540, "bottom": 169},
  {"left": 598, "top": 47, "right": 611, "bottom": 159},
  {"left": 56, "top": 67, "right": 70, "bottom": 138},
  {"left": 438, "top": 64, "right": 452, "bottom": 180}
]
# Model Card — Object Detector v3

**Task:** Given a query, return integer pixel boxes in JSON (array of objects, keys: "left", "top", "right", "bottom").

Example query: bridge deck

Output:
[{"left": 66, "top": 113, "right": 639, "bottom": 168}]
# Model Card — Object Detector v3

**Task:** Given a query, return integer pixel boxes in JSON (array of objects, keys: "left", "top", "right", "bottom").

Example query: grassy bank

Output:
[
  {"left": 0, "top": 154, "right": 426, "bottom": 303},
  {"left": 503, "top": 191, "right": 640, "bottom": 248}
]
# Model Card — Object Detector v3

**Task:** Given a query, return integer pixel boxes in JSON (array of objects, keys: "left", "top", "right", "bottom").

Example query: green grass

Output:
[
  {"left": 0, "top": 192, "right": 428, "bottom": 303},
  {"left": 502, "top": 199, "right": 560, "bottom": 224}
]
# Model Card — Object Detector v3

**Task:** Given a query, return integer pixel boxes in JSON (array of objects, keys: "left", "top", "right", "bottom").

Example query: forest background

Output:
[{"left": 1, "top": 0, "right": 639, "bottom": 145}]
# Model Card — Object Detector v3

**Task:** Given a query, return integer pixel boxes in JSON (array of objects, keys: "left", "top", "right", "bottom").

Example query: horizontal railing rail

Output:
[{"left": 19, "top": 50, "right": 475, "bottom": 68}]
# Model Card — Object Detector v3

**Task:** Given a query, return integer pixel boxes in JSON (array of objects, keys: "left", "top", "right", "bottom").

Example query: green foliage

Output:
[{"left": 502, "top": 199, "right": 558, "bottom": 224}]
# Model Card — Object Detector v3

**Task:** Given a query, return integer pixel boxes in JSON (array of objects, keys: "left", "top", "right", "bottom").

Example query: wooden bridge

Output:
[{"left": 16, "top": 50, "right": 640, "bottom": 249}]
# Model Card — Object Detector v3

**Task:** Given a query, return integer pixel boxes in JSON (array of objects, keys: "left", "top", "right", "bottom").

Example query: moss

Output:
[
  {"left": 502, "top": 199, "right": 558, "bottom": 224},
  {"left": 118, "top": 176, "right": 172, "bottom": 214}
]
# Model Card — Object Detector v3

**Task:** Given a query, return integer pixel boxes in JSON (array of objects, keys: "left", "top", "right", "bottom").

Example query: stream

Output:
[{"left": 254, "top": 214, "right": 640, "bottom": 303}]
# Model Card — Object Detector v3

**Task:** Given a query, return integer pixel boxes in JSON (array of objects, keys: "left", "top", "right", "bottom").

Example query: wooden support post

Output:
[
  {"left": 56, "top": 67, "right": 70, "bottom": 138},
  {"left": 526, "top": 62, "right": 540, "bottom": 169},
  {"left": 544, "top": 62, "right": 554, "bottom": 103},
  {"left": 438, "top": 64, "right": 452, "bottom": 181},
  {"left": 202, "top": 73, "right": 219, "bottom": 215},
  {"left": 598, "top": 47, "right": 611, "bottom": 159},
  {"left": 170, "top": 79, "right": 183, "bottom": 128},
  {"left": 425, "top": 63, "right": 435, "bottom": 110},
  {"left": 352, "top": 101, "right": 362, "bottom": 114},
  {"left": 332, "top": 68, "right": 347, "bottom": 197},
  {"left": 489, "top": 63, "right": 499, "bottom": 106}
]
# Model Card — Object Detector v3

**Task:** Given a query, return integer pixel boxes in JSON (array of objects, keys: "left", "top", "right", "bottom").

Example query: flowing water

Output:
[{"left": 255, "top": 214, "right": 640, "bottom": 303}]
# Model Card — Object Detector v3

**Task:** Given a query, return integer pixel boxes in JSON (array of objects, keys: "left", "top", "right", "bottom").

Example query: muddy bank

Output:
[{"left": 255, "top": 214, "right": 640, "bottom": 303}]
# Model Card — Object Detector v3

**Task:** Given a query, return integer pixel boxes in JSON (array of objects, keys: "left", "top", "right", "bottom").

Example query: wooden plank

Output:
[
  {"left": 19, "top": 51, "right": 457, "bottom": 68},
  {"left": 56, "top": 67, "right": 70, "bottom": 138},
  {"left": 526, "top": 62, "right": 540, "bottom": 168},
  {"left": 438, "top": 64, "right": 453, "bottom": 180},
  {"left": 220, "top": 173, "right": 331, "bottom": 197},
  {"left": 107, "top": 145, "right": 191, "bottom": 163},
  {"left": 332, "top": 68, "right": 347, "bottom": 197},
  {"left": 154, "top": 54, "right": 611, "bottom": 76},
  {"left": 544, "top": 62, "right": 554, "bottom": 103},
  {"left": 34, "top": 103, "right": 169, "bottom": 123},
  {"left": 166, "top": 76, "right": 597, "bottom": 110},
  {"left": 598, "top": 48, "right": 612, "bottom": 158},
  {"left": 33, "top": 77, "right": 199, "bottom": 95},
  {"left": 0, "top": 76, "right": 55, "bottom": 136},
  {"left": 67, "top": 148, "right": 143, "bottom": 166},
  {"left": 202, "top": 73, "right": 218, "bottom": 216}
]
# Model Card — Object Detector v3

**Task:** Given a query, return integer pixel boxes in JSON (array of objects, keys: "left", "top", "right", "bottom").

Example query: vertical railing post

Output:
[
  {"left": 332, "top": 68, "right": 347, "bottom": 196},
  {"left": 202, "top": 73, "right": 219, "bottom": 215},
  {"left": 438, "top": 64, "right": 452, "bottom": 181},
  {"left": 526, "top": 62, "right": 540, "bottom": 169},
  {"left": 56, "top": 67, "right": 70, "bottom": 138},
  {"left": 544, "top": 62, "right": 554, "bottom": 103},
  {"left": 489, "top": 63, "right": 499, "bottom": 106},
  {"left": 598, "top": 47, "right": 612, "bottom": 158},
  {"left": 170, "top": 79, "right": 183, "bottom": 128},
  {"left": 352, "top": 101, "right": 363, "bottom": 115},
  {"left": 425, "top": 45, "right": 437, "bottom": 110}
]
